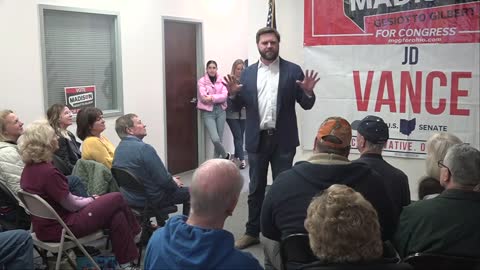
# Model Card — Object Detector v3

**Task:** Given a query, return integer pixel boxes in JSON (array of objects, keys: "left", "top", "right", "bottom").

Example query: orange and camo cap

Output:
[{"left": 316, "top": 117, "right": 352, "bottom": 149}]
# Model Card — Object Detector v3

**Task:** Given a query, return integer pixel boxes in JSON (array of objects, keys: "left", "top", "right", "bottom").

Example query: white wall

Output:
[
  {"left": 246, "top": 0, "right": 425, "bottom": 199},
  {"left": 1, "top": 0, "right": 248, "bottom": 162},
  {"left": 0, "top": 0, "right": 435, "bottom": 198}
]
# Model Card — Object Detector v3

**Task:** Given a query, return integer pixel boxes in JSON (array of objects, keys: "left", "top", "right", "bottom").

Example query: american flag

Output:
[{"left": 266, "top": 0, "right": 276, "bottom": 29}]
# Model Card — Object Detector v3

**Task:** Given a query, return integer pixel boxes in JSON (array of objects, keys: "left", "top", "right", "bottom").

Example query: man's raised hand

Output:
[
  {"left": 223, "top": 74, "right": 243, "bottom": 96},
  {"left": 296, "top": 70, "right": 320, "bottom": 97}
]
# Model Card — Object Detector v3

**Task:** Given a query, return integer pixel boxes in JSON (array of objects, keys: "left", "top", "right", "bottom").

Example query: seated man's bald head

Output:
[{"left": 190, "top": 159, "right": 243, "bottom": 217}]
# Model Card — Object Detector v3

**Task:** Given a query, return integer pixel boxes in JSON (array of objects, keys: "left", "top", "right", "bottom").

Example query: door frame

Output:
[{"left": 161, "top": 16, "right": 206, "bottom": 171}]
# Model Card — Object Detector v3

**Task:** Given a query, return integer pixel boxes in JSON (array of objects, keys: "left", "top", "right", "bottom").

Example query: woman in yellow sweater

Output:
[{"left": 76, "top": 107, "right": 115, "bottom": 169}]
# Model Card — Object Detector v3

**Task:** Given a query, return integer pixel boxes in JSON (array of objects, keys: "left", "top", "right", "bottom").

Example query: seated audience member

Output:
[
  {"left": 0, "top": 110, "right": 87, "bottom": 203},
  {"left": 353, "top": 115, "right": 410, "bottom": 214},
  {"left": 419, "top": 132, "right": 462, "bottom": 199},
  {"left": 144, "top": 159, "right": 262, "bottom": 270},
  {"left": 0, "top": 110, "right": 25, "bottom": 200},
  {"left": 305, "top": 184, "right": 383, "bottom": 263},
  {"left": 0, "top": 228, "right": 33, "bottom": 269},
  {"left": 47, "top": 104, "right": 82, "bottom": 175},
  {"left": 112, "top": 114, "right": 190, "bottom": 215},
  {"left": 19, "top": 120, "right": 141, "bottom": 270},
  {"left": 261, "top": 116, "right": 396, "bottom": 270},
  {"left": 76, "top": 107, "right": 115, "bottom": 169},
  {"left": 394, "top": 144, "right": 480, "bottom": 258},
  {"left": 418, "top": 176, "right": 444, "bottom": 200}
]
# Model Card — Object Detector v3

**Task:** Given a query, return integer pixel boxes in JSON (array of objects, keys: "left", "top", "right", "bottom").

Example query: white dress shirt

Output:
[{"left": 257, "top": 58, "right": 280, "bottom": 130}]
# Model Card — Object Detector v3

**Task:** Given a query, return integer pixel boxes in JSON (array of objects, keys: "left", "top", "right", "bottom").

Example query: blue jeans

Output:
[
  {"left": 226, "top": 118, "right": 246, "bottom": 160},
  {"left": 0, "top": 230, "right": 33, "bottom": 270},
  {"left": 246, "top": 132, "right": 296, "bottom": 237},
  {"left": 67, "top": 175, "right": 89, "bottom": 197},
  {"left": 201, "top": 105, "right": 227, "bottom": 158}
]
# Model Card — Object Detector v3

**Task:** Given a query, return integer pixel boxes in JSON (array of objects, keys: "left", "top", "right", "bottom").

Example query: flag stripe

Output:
[{"left": 266, "top": 0, "right": 276, "bottom": 29}]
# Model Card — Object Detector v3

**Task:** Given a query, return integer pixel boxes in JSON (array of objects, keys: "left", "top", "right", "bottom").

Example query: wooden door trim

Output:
[{"left": 161, "top": 17, "right": 206, "bottom": 170}]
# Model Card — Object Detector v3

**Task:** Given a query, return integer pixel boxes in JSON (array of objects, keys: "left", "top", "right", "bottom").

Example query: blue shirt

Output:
[
  {"left": 144, "top": 215, "right": 263, "bottom": 270},
  {"left": 112, "top": 136, "right": 177, "bottom": 207}
]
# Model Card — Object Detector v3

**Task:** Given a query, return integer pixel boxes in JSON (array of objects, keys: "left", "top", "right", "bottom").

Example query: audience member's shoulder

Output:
[
  {"left": 288, "top": 61, "right": 303, "bottom": 75},
  {"left": 403, "top": 197, "right": 437, "bottom": 213},
  {"left": 272, "top": 162, "right": 304, "bottom": 184},
  {"left": 392, "top": 166, "right": 408, "bottom": 180},
  {"left": 140, "top": 142, "right": 157, "bottom": 152},
  {"left": 351, "top": 160, "right": 377, "bottom": 175},
  {"left": 83, "top": 136, "right": 100, "bottom": 144}
]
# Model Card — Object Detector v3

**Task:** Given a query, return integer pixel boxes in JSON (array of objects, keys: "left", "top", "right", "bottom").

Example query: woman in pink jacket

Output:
[{"left": 197, "top": 60, "right": 230, "bottom": 159}]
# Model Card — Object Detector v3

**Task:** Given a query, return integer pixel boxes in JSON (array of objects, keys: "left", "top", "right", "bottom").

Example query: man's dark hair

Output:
[{"left": 256, "top": 27, "right": 281, "bottom": 44}]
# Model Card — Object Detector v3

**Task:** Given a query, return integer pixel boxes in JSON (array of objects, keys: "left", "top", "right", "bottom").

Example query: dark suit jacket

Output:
[{"left": 231, "top": 58, "right": 315, "bottom": 153}]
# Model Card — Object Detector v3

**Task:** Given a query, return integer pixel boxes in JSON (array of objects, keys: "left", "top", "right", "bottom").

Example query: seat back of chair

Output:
[
  {"left": 17, "top": 190, "right": 62, "bottom": 222},
  {"left": 281, "top": 233, "right": 318, "bottom": 269},
  {"left": 403, "top": 253, "right": 480, "bottom": 270},
  {"left": 111, "top": 167, "right": 145, "bottom": 194}
]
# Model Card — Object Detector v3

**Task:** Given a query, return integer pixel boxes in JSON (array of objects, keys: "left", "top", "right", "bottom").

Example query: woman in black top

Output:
[{"left": 47, "top": 104, "right": 81, "bottom": 175}]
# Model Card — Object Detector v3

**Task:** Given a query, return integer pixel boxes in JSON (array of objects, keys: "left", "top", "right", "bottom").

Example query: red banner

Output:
[{"left": 304, "top": 0, "right": 480, "bottom": 45}]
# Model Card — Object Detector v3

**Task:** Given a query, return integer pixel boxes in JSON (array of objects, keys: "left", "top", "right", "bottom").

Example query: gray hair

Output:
[
  {"left": 444, "top": 144, "right": 480, "bottom": 187},
  {"left": 115, "top": 113, "right": 137, "bottom": 139},
  {"left": 190, "top": 159, "right": 243, "bottom": 217},
  {"left": 425, "top": 132, "right": 462, "bottom": 180},
  {"left": 365, "top": 140, "right": 385, "bottom": 153}
]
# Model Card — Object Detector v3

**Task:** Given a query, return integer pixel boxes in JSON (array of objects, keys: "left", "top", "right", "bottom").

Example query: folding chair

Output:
[
  {"left": 280, "top": 233, "right": 317, "bottom": 270},
  {"left": 17, "top": 190, "right": 103, "bottom": 270},
  {"left": 111, "top": 167, "right": 177, "bottom": 264},
  {"left": 403, "top": 252, "right": 480, "bottom": 270}
]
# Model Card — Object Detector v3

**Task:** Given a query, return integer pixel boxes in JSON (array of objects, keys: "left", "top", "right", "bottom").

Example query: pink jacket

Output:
[{"left": 197, "top": 73, "right": 228, "bottom": 111}]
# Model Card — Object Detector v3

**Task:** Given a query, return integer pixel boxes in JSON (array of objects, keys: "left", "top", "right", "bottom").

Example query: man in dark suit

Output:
[
  {"left": 224, "top": 27, "right": 320, "bottom": 249},
  {"left": 352, "top": 115, "right": 410, "bottom": 218}
]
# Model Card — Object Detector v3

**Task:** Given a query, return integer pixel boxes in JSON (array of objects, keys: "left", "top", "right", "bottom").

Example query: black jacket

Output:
[
  {"left": 261, "top": 154, "right": 398, "bottom": 242},
  {"left": 54, "top": 131, "right": 81, "bottom": 175},
  {"left": 354, "top": 153, "right": 410, "bottom": 217}
]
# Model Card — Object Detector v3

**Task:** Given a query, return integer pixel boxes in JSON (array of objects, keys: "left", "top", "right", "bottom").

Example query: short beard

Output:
[{"left": 259, "top": 50, "right": 278, "bottom": 61}]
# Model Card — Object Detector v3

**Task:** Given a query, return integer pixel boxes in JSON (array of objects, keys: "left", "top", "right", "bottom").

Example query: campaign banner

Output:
[
  {"left": 300, "top": 43, "right": 480, "bottom": 158},
  {"left": 301, "top": 0, "right": 480, "bottom": 158},
  {"left": 304, "top": 0, "right": 480, "bottom": 45},
  {"left": 64, "top": 85, "right": 96, "bottom": 115}
]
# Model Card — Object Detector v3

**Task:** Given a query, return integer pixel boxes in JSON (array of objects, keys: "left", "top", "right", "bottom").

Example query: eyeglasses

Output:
[{"left": 437, "top": 160, "right": 451, "bottom": 175}]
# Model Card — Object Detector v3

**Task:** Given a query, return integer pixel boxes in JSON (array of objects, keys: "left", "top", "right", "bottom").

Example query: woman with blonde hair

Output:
[
  {"left": 0, "top": 110, "right": 26, "bottom": 208},
  {"left": 47, "top": 104, "right": 81, "bottom": 175},
  {"left": 19, "top": 120, "right": 141, "bottom": 270},
  {"left": 419, "top": 132, "right": 462, "bottom": 199},
  {"left": 1, "top": 109, "right": 88, "bottom": 200},
  {"left": 305, "top": 184, "right": 383, "bottom": 263},
  {"left": 226, "top": 59, "right": 247, "bottom": 169}
]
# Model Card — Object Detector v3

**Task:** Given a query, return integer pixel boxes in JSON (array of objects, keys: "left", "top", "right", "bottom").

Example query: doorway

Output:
[{"left": 163, "top": 19, "right": 204, "bottom": 174}]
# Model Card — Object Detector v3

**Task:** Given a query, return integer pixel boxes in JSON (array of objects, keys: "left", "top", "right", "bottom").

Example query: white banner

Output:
[{"left": 301, "top": 43, "right": 480, "bottom": 158}]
